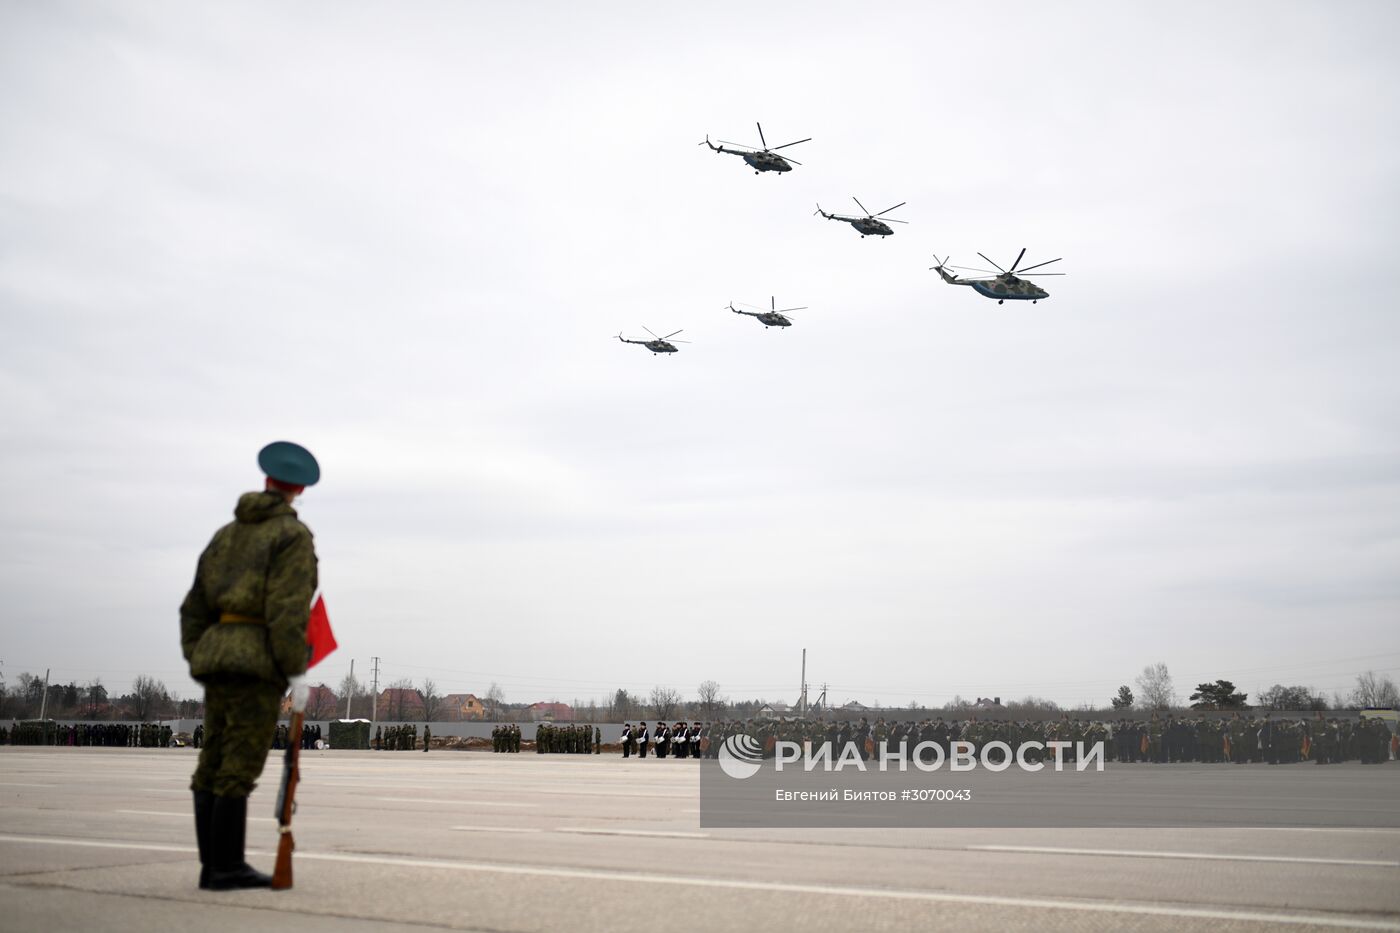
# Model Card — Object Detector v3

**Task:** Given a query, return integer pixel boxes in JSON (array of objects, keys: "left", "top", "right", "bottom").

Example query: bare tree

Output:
[
  {"left": 420, "top": 678, "right": 443, "bottom": 721},
  {"left": 85, "top": 679, "right": 108, "bottom": 718},
  {"left": 1135, "top": 662, "right": 1176, "bottom": 710},
  {"left": 696, "top": 680, "right": 725, "bottom": 718},
  {"left": 1350, "top": 671, "right": 1400, "bottom": 709},
  {"left": 486, "top": 682, "right": 505, "bottom": 720},
  {"left": 130, "top": 675, "right": 168, "bottom": 721},
  {"left": 17, "top": 672, "right": 41, "bottom": 719},
  {"left": 1257, "top": 684, "right": 1328, "bottom": 711},
  {"left": 337, "top": 672, "right": 366, "bottom": 717},
  {"left": 649, "top": 686, "right": 681, "bottom": 719}
]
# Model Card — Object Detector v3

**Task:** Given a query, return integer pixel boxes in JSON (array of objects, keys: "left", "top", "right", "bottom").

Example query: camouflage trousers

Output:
[{"left": 191, "top": 677, "right": 282, "bottom": 798}]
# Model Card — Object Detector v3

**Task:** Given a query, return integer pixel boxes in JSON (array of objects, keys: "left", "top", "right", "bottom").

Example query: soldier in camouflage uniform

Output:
[{"left": 180, "top": 441, "right": 319, "bottom": 891}]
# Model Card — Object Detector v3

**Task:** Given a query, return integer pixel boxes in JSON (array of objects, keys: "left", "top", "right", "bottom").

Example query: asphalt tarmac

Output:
[{"left": 1, "top": 748, "right": 1397, "bottom": 932}]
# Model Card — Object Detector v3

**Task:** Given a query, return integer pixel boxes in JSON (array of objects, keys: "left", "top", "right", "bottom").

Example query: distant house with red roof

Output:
[
  {"left": 528, "top": 702, "right": 574, "bottom": 722},
  {"left": 378, "top": 687, "right": 425, "bottom": 721},
  {"left": 279, "top": 683, "right": 340, "bottom": 719}
]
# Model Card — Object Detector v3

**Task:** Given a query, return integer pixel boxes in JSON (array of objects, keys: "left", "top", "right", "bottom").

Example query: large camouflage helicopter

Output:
[
  {"left": 814, "top": 197, "right": 908, "bottom": 238},
  {"left": 729, "top": 296, "right": 806, "bottom": 329},
  {"left": 930, "top": 249, "right": 1064, "bottom": 304},
  {"left": 700, "top": 122, "right": 810, "bottom": 174},
  {"left": 617, "top": 326, "right": 689, "bottom": 355}
]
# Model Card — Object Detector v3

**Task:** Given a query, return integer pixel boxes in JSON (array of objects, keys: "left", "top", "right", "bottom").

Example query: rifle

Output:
[{"left": 272, "top": 681, "right": 309, "bottom": 890}]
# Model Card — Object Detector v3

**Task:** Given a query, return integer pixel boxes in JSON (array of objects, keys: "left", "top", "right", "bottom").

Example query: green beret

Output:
[{"left": 258, "top": 441, "right": 320, "bottom": 486}]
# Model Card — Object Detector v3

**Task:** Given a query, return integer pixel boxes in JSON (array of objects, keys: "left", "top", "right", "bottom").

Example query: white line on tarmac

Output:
[
  {"left": 1, "top": 833, "right": 1396, "bottom": 931},
  {"left": 373, "top": 797, "right": 536, "bottom": 808},
  {"left": 450, "top": 826, "right": 544, "bottom": 834},
  {"left": 0, "top": 783, "right": 49, "bottom": 787},
  {"left": 1248, "top": 826, "right": 1400, "bottom": 835},
  {"left": 556, "top": 828, "right": 710, "bottom": 839},
  {"left": 115, "top": 809, "right": 275, "bottom": 824},
  {"left": 967, "top": 845, "right": 1400, "bottom": 868}
]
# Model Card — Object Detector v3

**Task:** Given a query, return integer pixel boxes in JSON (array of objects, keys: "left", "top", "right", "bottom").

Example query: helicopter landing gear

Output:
[{"left": 998, "top": 299, "right": 1004, "bottom": 305}]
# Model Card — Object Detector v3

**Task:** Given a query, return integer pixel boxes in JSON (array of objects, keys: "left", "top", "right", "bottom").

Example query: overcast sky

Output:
[{"left": 2, "top": 1, "right": 1398, "bottom": 712}]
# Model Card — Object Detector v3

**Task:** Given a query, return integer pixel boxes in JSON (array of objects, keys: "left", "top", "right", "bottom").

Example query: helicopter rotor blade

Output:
[
  {"left": 771, "top": 138, "right": 811, "bottom": 150},
  {"left": 1008, "top": 248, "right": 1027, "bottom": 274},
  {"left": 663, "top": 329, "right": 684, "bottom": 340},
  {"left": 977, "top": 252, "right": 1008, "bottom": 274},
  {"left": 670, "top": 339, "right": 692, "bottom": 344},
  {"left": 775, "top": 306, "right": 807, "bottom": 314},
  {"left": 780, "top": 156, "right": 802, "bottom": 165},
  {"left": 1015, "top": 257, "right": 1064, "bottom": 274},
  {"left": 851, "top": 196, "right": 871, "bottom": 216},
  {"left": 716, "top": 140, "right": 757, "bottom": 150},
  {"left": 756, "top": 122, "right": 767, "bottom": 150},
  {"left": 883, "top": 218, "right": 910, "bottom": 224},
  {"left": 643, "top": 326, "right": 661, "bottom": 340},
  {"left": 951, "top": 265, "right": 1000, "bottom": 274},
  {"left": 876, "top": 202, "right": 907, "bottom": 216},
  {"left": 1018, "top": 272, "right": 1066, "bottom": 276}
]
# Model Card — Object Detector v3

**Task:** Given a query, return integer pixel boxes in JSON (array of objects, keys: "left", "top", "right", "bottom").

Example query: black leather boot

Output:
[
  {"left": 193, "top": 790, "right": 215, "bottom": 889},
  {"left": 205, "top": 794, "right": 272, "bottom": 890}
]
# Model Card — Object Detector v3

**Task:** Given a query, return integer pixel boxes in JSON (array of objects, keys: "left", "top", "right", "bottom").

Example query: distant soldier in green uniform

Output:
[
  {"left": 423, "top": 724, "right": 431, "bottom": 752},
  {"left": 180, "top": 441, "right": 320, "bottom": 891}
]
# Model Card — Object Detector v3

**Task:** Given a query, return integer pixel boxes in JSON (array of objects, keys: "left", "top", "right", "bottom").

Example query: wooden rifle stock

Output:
[{"left": 271, "top": 709, "right": 304, "bottom": 890}]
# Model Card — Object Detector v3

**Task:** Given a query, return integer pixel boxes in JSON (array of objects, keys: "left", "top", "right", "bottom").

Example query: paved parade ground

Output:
[{"left": 1, "top": 748, "right": 1398, "bottom": 932}]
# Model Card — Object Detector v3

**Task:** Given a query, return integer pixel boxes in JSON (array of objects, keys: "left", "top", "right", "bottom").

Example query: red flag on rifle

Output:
[{"left": 307, "top": 594, "right": 337, "bottom": 669}]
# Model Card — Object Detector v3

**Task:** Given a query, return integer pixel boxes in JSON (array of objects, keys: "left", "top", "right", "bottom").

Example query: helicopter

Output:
[
  {"left": 930, "top": 249, "right": 1063, "bottom": 304},
  {"left": 700, "top": 122, "right": 810, "bottom": 174},
  {"left": 729, "top": 296, "right": 805, "bottom": 329},
  {"left": 617, "top": 326, "right": 689, "bottom": 355},
  {"left": 814, "top": 197, "right": 908, "bottom": 238}
]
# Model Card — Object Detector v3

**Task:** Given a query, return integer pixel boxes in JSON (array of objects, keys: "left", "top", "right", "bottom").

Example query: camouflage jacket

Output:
[{"left": 180, "top": 491, "right": 318, "bottom": 687}]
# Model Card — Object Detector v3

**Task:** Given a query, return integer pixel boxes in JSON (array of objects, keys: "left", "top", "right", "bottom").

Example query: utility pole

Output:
[
  {"left": 799, "top": 648, "right": 807, "bottom": 717},
  {"left": 370, "top": 656, "right": 381, "bottom": 731},
  {"left": 37, "top": 668, "right": 51, "bottom": 721},
  {"left": 345, "top": 659, "right": 355, "bottom": 719}
]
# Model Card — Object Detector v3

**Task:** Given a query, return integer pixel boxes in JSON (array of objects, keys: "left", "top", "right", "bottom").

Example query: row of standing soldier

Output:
[
  {"left": 618, "top": 714, "right": 1396, "bottom": 765},
  {"left": 535, "top": 723, "right": 601, "bottom": 754},
  {"left": 620, "top": 722, "right": 705, "bottom": 758},
  {"left": 2, "top": 721, "right": 173, "bottom": 747},
  {"left": 374, "top": 724, "right": 421, "bottom": 751},
  {"left": 492, "top": 724, "right": 521, "bottom": 752}
]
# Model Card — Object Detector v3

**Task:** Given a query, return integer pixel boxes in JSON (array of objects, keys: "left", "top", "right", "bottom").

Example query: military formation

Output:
[
  {"left": 620, "top": 721, "right": 704, "bottom": 758},
  {"left": 265, "top": 722, "right": 322, "bottom": 750},
  {"left": 491, "top": 724, "right": 521, "bottom": 752},
  {"left": 534, "top": 723, "right": 601, "bottom": 754},
  {"left": 618, "top": 714, "right": 1397, "bottom": 765},
  {"left": 2, "top": 721, "right": 173, "bottom": 747},
  {"left": 374, "top": 724, "right": 421, "bottom": 750}
]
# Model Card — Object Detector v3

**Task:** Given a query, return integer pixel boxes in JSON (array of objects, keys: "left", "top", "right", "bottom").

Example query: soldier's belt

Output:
[{"left": 218, "top": 612, "right": 266, "bottom": 625}]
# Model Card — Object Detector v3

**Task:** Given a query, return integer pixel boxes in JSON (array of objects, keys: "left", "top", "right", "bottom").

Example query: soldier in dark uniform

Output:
[
  {"left": 672, "top": 721, "right": 687, "bottom": 759},
  {"left": 636, "top": 722, "right": 649, "bottom": 758},
  {"left": 655, "top": 722, "right": 669, "bottom": 759},
  {"left": 180, "top": 441, "right": 319, "bottom": 890}
]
